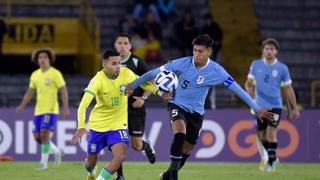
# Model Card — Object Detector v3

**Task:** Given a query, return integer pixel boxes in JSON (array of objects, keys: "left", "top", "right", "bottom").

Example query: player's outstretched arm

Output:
[
  {"left": 16, "top": 88, "right": 35, "bottom": 113},
  {"left": 60, "top": 86, "right": 70, "bottom": 119},
  {"left": 130, "top": 68, "right": 161, "bottom": 90},
  {"left": 228, "top": 81, "right": 274, "bottom": 121}
]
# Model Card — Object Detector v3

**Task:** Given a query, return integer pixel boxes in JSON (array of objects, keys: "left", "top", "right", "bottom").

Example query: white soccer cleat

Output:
[
  {"left": 54, "top": 150, "right": 63, "bottom": 168},
  {"left": 259, "top": 160, "right": 268, "bottom": 171},
  {"left": 34, "top": 162, "right": 48, "bottom": 170},
  {"left": 264, "top": 160, "right": 278, "bottom": 172}
]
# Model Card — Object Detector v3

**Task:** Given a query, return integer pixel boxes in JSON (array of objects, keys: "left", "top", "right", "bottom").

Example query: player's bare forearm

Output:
[
  {"left": 284, "top": 85, "right": 298, "bottom": 110},
  {"left": 60, "top": 86, "right": 70, "bottom": 119},
  {"left": 16, "top": 89, "right": 35, "bottom": 113},
  {"left": 284, "top": 85, "right": 300, "bottom": 120},
  {"left": 245, "top": 79, "right": 255, "bottom": 98},
  {"left": 143, "top": 90, "right": 152, "bottom": 97}
]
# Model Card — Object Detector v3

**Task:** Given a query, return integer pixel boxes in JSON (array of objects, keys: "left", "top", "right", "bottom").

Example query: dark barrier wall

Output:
[{"left": 0, "top": 108, "right": 319, "bottom": 162}]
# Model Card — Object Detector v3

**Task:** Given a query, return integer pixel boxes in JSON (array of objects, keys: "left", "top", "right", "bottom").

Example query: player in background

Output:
[
  {"left": 126, "top": 34, "right": 274, "bottom": 180},
  {"left": 245, "top": 38, "right": 300, "bottom": 172},
  {"left": 114, "top": 33, "right": 156, "bottom": 180},
  {"left": 71, "top": 50, "right": 158, "bottom": 180},
  {"left": 16, "top": 48, "right": 69, "bottom": 169}
]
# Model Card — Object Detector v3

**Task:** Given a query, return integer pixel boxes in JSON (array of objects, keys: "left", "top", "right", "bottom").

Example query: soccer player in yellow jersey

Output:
[
  {"left": 16, "top": 48, "right": 69, "bottom": 169},
  {"left": 71, "top": 50, "right": 158, "bottom": 180}
]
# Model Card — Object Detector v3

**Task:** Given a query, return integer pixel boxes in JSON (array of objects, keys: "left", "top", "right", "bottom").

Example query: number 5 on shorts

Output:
[{"left": 172, "top": 109, "right": 178, "bottom": 117}]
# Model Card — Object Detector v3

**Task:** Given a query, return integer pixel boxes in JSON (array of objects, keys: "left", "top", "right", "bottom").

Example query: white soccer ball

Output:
[{"left": 155, "top": 71, "right": 179, "bottom": 93}]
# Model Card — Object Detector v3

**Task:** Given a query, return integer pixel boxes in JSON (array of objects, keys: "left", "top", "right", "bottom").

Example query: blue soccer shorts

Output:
[
  {"left": 87, "top": 129, "right": 129, "bottom": 154},
  {"left": 33, "top": 114, "right": 58, "bottom": 133}
]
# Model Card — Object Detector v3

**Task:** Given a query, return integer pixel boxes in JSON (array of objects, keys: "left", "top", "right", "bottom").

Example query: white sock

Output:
[
  {"left": 40, "top": 153, "right": 49, "bottom": 165},
  {"left": 256, "top": 137, "right": 268, "bottom": 161},
  {"left": 50, "top": 141, "right": 60, "bottom": 154}
]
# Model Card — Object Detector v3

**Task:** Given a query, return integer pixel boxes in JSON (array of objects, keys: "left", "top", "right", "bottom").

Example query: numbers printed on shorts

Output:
[
  {"left": 171, "top": 109, "right": 178, "bottom": 117},
  {"left": 119, "top": 130, "right": 128, "bottom": 139},
  {"left": 44, "top": 115, "right": 50, "bottom": 123}
]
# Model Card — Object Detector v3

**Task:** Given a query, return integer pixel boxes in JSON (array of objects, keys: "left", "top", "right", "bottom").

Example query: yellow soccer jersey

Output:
[
  {"left": 83, "top": 67, "right": 156, "bottom": 132},
  {"left": 29, "top": 67, "right": 65, "bottom": 115}
]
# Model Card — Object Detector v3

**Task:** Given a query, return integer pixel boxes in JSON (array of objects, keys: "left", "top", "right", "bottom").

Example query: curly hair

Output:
[{"left": 31, "top": 48, "right": 56, "bottom": 65}]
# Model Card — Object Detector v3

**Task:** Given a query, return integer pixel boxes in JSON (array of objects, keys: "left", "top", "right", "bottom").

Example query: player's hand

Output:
[
  {"left": 71, "top": 128, "right": 88, "bottom": 144},
  {"left": 16, "top": 105, "right": 25, "bottom": 113},
  {"left": 125, "top": 83, "right": 134, "bottom": 96},
  {"left": 63, "top": 107, "right": 70, "bottom": 119},
  {"left": 288, "top": 108, "right": 300, "bottom": 121},
  {"left": 132, "top": 96, "right": 145, "bottom": 108},
  {"left": 256, "top": 108, "right": 275, "bottom": 121}
]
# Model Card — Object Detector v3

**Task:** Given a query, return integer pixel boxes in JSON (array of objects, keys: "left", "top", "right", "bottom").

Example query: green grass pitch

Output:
[{"left": 0, "top": 162, "right": 319, "bottom": 180}]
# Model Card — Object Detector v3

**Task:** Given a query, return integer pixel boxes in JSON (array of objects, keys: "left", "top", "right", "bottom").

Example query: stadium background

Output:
[{"left": 0, "top": 0, "right": 319, "bottom": 179}]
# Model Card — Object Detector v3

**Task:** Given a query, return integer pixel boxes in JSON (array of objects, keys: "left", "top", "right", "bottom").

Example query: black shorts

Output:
[
  {"left": 128, "top": 107, "right": 146, "bottom": 137},
  {"left": 167, "top": 103, "right": 203, "bottom": 145},
  {"left": 256, "top": 108, "right": 282, "bottom": 131}
]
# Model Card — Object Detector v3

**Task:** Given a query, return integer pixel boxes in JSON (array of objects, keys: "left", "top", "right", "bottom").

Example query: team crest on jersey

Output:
[
  {"left": 120, "top": 84, "right": 126, "bottom": 94},
  {"left": 272, "top": 70, "right": 278, "bottom": 77},
  {"left": 197, "top": 75, "right": 205, "bottom": 84},
  {"left": 90, "top": 144, "right": 97, "bottom": 152},
  {"left": 45, "top": 79, "right": 50, "bottom": 85}
]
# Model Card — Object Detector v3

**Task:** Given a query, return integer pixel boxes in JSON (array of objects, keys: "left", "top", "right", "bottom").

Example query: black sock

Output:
[
  {"left": 169, "top": 133, "right": 186, "bottom": 180},
  {"left": 179, "top": 153, "right": 190, "bottom": 169},
  {"left": 142, "top": 140, "right": 150, "bottom": 151},
  {"left": 267, "top": 142, "right": 277, "bottom": 165},
  {"left": 117, "top": 164, "right": 123, "bottom": 177},
  {"left": 262, "top": 140, "right": 269, "bottom": 151}
]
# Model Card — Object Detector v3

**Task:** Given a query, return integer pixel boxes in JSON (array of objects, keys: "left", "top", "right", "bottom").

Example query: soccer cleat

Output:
[
  {"left": 144, "top": 141, "right": 156, "bottom": 164},
  {"left": 259, "top": 160, "right": 268, "bottom": 171},
  {"left": 86, "top": 174, "right": 96, "bottom": 180},
  {"left": 54, "top": 150, "right": 63, "bottom": 168},
  {"left": 34, "top": 162, "right": 48, "bottom": 170},
  {"left": 264, "top": 160, "right": 278, "bottom": 172},
  {"left": 114, "top": 176, "right": 125, "bottom": 180},
  {"left": 159, "top": 171, "right": 170, "bottom": 180}
]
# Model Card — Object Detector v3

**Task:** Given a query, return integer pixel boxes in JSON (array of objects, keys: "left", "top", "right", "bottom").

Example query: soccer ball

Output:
[{"left": 155, "top": 71, "right": 179, "bottom": 93}]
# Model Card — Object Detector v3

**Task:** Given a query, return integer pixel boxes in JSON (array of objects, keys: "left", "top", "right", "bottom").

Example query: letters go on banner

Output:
[{"left": 0, "top": 108, "right": 319, "bottom": 162}]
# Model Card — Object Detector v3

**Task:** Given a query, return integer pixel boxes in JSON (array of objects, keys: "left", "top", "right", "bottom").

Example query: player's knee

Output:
[{"left": 33, "top": 134, "right": 41, "bottom": 144}]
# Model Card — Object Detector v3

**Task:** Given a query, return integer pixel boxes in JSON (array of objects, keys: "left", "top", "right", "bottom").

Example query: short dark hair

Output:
[
  {"left": 262, "top": 38, "right": 280, "bottom": 50},
  {"left": 192, "top": 34, "right": 214, "bottom": 48},
  {"left": 114, "top": 32, "right": 131, "bottom": 42},
  {"left": 102, "top": 49, "right": 120, "bottom": 60},
  {"left": 31, "top": 48, "right": 56, "bottom": 65}
]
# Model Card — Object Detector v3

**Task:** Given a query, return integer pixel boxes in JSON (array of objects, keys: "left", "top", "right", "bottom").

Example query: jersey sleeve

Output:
[
  {"left": 247, "top": 61, "right": 255, "bottom": 79},
  {"left": 131, "top": 59, "right": 182, "bottom": 89},
  {"left": 84, "top": 75, "right": 101, "bottom": 96},
  {"left": 29, "top": 73, "right": 36, "bottom": 89},
  {"left": 126, "top": 68, "right": 158, "bottom": 94},
  {"left": 55, "top": 71, "right": 66, "bottom": 88},
  {"left": 77, "top": 92, "right": 94, "bottom": 129},
  {"left": 215, "top": 63, "right": 233, "bottom": 86},
  {"left": 282, "top": 65, "right": 292, "bottom": 86}
]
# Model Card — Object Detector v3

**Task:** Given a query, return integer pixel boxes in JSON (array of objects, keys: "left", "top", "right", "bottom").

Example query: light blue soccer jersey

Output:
[
  {"left": 132, "top": 56, "right": 261, "bottom": 115},
  {"left": 248, "top": 59, "right": 292, "bottom": 109}
]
